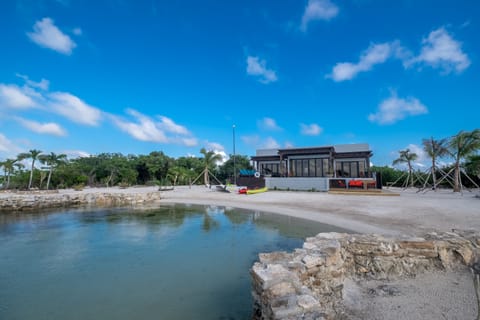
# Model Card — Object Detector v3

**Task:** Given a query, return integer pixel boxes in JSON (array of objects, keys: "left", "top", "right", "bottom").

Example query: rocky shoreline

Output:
[
  {"left": 251, "top": 231, "right": 480, "bottom": 319},
  {"left": 0, "top": 188, "right": 162, "bottom": 211}
]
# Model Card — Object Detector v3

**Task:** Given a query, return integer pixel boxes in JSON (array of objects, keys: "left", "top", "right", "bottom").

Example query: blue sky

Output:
[{"left": 0, "top": 0, "right": 478, "bottom": 166}]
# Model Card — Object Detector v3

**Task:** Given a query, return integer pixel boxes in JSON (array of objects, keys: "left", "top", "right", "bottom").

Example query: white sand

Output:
[{"left": 156, "top": 185, "right": 480, "bottom": 236}]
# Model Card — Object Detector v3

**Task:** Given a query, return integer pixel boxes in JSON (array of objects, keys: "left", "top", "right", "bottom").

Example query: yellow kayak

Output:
[{"left": 246, "top": 187, "right": 268, "bottom": 194}]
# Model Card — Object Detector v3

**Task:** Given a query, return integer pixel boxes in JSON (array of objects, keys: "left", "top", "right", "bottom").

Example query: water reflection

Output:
[{"left": 0, "top": 204, "right": 350, "bottom": 320}]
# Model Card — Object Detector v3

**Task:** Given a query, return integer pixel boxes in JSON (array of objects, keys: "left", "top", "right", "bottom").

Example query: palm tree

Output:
[
  {"left": 39, "top": 152, "right": 67, "bottom": 190},
  {"left": 448, "top": 129, "right": 480, "bottom": 192},
  {"left": 392, "top": 149, "right": 418, "bottom": 187},
  {"left": 1, "top": 158, "right": 20, "bottom": 189},
  {"left": 422, "top": 137, "right": 449, "bottom": 190},
  {"left": 200, "top": 148, "right": 223, "bottom": 185},
  {"left": 18, "top": 149, "right": 43, "bottom": 189},
  {"left": 465, "top": 154, "right": 480, "bottom": 178}
]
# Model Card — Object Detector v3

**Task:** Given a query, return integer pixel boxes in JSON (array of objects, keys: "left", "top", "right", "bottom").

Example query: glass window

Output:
[
  {"left": 323, "top": 159, "right": 330, "bottom": 176},
  {"left": 316, "top": 159, "right": 323, "bottom": 177},
  {"left": 290, "top": 160, "right": 297, "bottom": 177},
  {"left": 350, "top": 162, "right": 358, "bottom": 177},
  {"left": 359, "top": 161, "right": 366, "bottom": 177},
  {"left": 302, "top": 160, "right": 309, "bottom": 176},
  {"left": 309, "top": 160, "right": 316, "bottom": 177}
]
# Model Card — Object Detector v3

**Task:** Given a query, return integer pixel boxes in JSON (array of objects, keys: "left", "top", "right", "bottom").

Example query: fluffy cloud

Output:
[
  {"left": 258, "top": 117, "right": 282, "bottom": 131},
  {"left": 49, "top": 92, "right": 102, "bottom": 126},
  {"left": 62, "top": 150, "right": 91, "bottom": 159},
  {"left": 329, "top": 42, "right": 395, "bottom": 81},
  {"left": 407, "top": 143, "right": 428, "bottom": 165},
  {"left": 16, "top": 74, "right": 50, "bottom": 90},
  {"left": 158, "top": 116, "right": 190, "bottom": 135},
  {"left": 205, "top": 141, "right": 225, "bottom": 152},
  {"left": 27, "top": 17, "right": 77, "bottom": 55},
  {"left": 111, "top": 109, "right": 169, "bottom": 143},
  {"left": 246, "top": 56, "right": 278, "bottom": 84},
  {"left": 301, "top": 0, "right": 339, "bottom": 31},
  {"left": 111, "top": 109, "right": 196, "bottom": 146},
  {"left": 15, "top": 117, "right": 67, "bottom": 136},
  {"left": 204, "top": 142, "right": 227, "bottom": 163},
  {"left": 300, "top": 123, "right": 323, "bottom": 136},
  {"left": 0, "top": 84, "right": 36, "bottom": 109},
  {"left": 329, "top": 27, "right": 470, "bottom": 81},
  {"left": 181, "top": 137, "right": 198, "bottom": 147},
  {"left": 0, "top": 133, "right": 22, "bottom": 156},
  {"left": 241, "top": 135, "right": 279, "bottom": 149},
  {"left": 408, "top": 27, "right": 470, "bottom": 73},
  {"left": 261, "top": 137, "right": 280, "bottom": 149},
  {"left": 368, "top": 93, "right": 428, "bottom": 125}
]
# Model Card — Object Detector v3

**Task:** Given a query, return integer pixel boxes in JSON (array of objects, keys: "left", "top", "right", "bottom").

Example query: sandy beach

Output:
[{"left": 156, "top": 185, "right": 480, "bottom": 237}]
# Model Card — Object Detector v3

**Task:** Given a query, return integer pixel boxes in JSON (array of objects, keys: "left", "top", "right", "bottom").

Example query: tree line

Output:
[
  {"left": 0, "top": 148, "right": 253, "bottom": 190},
  {"left": 372, "top": 129, "right": 480, "bottom": 192}
]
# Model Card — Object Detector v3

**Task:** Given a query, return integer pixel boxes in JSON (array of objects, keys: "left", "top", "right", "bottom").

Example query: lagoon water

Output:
[{"left": 0, "top": 204, "right": 349, "bottom": 319}]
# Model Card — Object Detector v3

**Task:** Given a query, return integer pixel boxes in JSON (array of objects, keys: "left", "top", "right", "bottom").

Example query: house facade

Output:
[{"left": 250, "top": 143, "right": 373, "bottom": 191}]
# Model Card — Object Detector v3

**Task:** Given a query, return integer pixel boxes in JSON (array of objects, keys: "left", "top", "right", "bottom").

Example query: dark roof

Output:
[
  {"left": 278, "top": 146, "right": 334, "bottom": 157},
  {"left": 250, "top": 155, "right": 280, "bottom": 162}
]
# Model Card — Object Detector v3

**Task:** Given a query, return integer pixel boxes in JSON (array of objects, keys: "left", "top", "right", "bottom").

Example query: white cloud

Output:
[
  {"left": 261, "top": 137, "right": 280, "bottom": 149},
  {"left": 0, "top": 133, "right": 21, "bottom": 157},
  {"left": 300, "top": 123, "right": 323, "bottom": 136},
  {"left": 407, "top": 143, "right": 428, "bottom": 166},
  {"left": 16, "top": 74, "right": 50, "bottom": 90},
  {"left": 111, "top": 109, "right": 169, "bottom": 143},
  {"left": 301, "top": 0, "right": 339, "bottom": 31},
  {"left": 329, "top": 42, "right": 395, "bottom": 81},
  {"left": 258, "top": 117, "right": 282, "bottom": 131},
  {"left": 15, "top": 117, "right": 67, "bottom": 136},
  {"left": 158, "top": 116, "right": 190, "bottom": 135},
  {"left": 246, "top": 56, "right": 278, "bottom": 84},
  {"left": 111, "top": 109, "right": 196, "bottom": 146},
  {"left": 241, "top": 135, "right": 280, "bottom": 149},
  {"left": 284, "top": 141, "right": 295, "bottom": 148},
  {"left": 206, "top": 141, "right": 225, "bottom": 152},
  {"left": 48, "top": 92, "right": 102, "bottom": 126},
  {"left": 62, "top": 150, "right": 90, "bottom": 158},
  {"left": 391, "top": 144, "right": 428, "bottom": 169},
  {"left": 368, "top": 93, "right": 428, "bottom": 125},
  {"left": 408, "top": 27, "right": 470, "bottom": 73},
  {"left": 27, "top": 17, "right": 77, "bottom": 55},
  {"left": 181, "top": 137, "right": 198, "bottom": 147},
  {"left": 0, "top": 84, "right": 36, "bottom": 109}
]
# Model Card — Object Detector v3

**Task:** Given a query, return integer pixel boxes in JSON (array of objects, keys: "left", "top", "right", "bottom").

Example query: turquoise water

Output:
[{"left": 0, "top": 204, "right": 350, "bottom": 319}]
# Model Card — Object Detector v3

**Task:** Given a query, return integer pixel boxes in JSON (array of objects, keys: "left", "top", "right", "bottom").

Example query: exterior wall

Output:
[{"left": 265, "top": 177, "right": 329, "bottom": 191}]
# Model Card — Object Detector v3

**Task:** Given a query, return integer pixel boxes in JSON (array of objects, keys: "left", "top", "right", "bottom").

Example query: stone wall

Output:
[
  {"left": 251, "top": 231, "right": 480, "bottom": 319},
  {"left": 0, "top": 191, "right": 162, "bottom": 211}
]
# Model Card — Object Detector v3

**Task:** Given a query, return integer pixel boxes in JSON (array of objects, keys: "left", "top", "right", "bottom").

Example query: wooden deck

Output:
[{"left": 328, "top": 188, "right": 400, "bottom": 196}]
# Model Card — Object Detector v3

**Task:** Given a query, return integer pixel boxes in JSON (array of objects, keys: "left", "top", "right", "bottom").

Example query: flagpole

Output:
[{"left": 233, "top": 124, "right": 236, "bottom": 185}]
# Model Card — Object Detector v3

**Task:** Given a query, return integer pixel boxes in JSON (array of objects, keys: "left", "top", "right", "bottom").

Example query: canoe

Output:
[{"left": 246, "top": 187, "right": 268, "bottom": 195}]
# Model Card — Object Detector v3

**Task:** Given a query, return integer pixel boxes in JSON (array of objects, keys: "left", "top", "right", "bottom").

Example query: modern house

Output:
[{"left": 250, "top": 143, "right": 374, "bottom": 191}]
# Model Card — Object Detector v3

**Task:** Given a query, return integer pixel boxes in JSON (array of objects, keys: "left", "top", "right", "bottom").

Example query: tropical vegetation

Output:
[
  {"left": 0, "top": 149, "right": 253, "bottom": 191},
  {"left": 388, "top": 129, "right": 480, "bottom": 191}
]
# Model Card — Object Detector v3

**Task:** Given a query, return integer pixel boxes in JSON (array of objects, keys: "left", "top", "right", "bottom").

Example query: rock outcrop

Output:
[
  {"left": 0, "top": 190, "right": 162, "bottom": 211},
  {"left": 251, "top": 231, "right": 480, "bottom": 319}
]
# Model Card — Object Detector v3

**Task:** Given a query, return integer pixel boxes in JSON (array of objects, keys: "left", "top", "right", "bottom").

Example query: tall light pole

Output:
[{"left": 233, "top": 124, "right": 236, "bottom": 185}]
